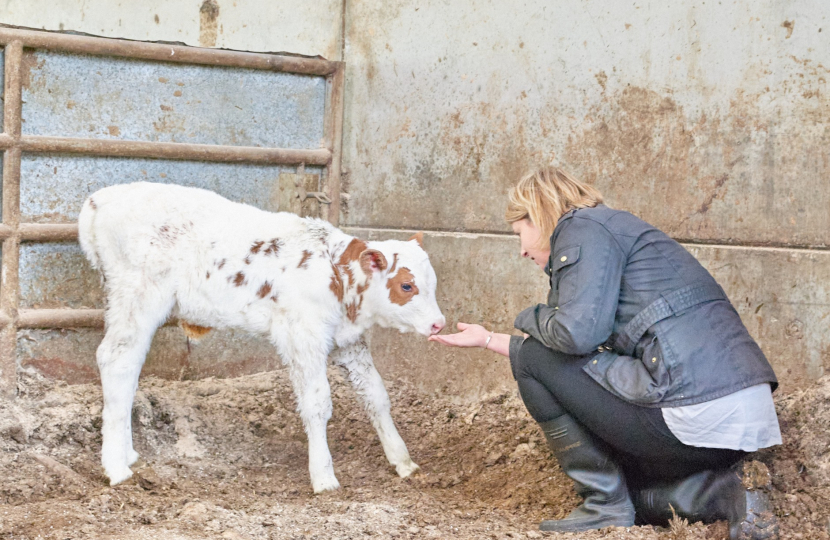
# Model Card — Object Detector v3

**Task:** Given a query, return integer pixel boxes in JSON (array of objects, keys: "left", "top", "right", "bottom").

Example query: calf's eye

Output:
[{"left": 401, "top": 283, "right": 413, "bottom": 292}]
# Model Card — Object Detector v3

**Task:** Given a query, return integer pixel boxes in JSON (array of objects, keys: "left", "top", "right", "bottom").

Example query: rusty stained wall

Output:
[
  {"left": 0, "top": 0, "right": 342, "bottom": 59},
  {"left": 342, "top": 0, "right": 830, "bottom": 397},
  {"left": 1, "top": 1, "right": 828, "bottom": 400}
]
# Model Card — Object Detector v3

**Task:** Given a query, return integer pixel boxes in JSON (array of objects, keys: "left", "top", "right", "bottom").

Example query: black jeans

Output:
[{"left": 514, "top": 337, "right": 746, "bottom": 488}]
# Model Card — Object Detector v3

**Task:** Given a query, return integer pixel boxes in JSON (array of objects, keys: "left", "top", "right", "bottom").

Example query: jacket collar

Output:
[{"left": 545, "top": 208, "right": 579, "bottom": 276}]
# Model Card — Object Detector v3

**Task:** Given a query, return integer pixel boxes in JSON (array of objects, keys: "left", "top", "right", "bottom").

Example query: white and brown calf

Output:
[{"left": 78, "top": 181, "right": 445, "bottom": 492}]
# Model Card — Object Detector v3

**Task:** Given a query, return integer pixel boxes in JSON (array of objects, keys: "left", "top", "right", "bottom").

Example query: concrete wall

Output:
[
  {"left": 0, "top": 0, "right": 342, "bottom": 58},
  {"left": 341, "top": 0, "right": 830, "bottom": 398},
  {"left": 2, "top": 0, "right": 828, "bottom": 399}
]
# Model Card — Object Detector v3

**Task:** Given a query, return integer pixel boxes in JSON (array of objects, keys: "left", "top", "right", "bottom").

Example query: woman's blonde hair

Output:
[{"left": 505, "top": 167, "right": 604, "bottom": 248}]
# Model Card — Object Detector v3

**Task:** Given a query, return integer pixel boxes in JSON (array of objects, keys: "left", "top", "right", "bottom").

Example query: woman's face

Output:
[{"left": 512, "top": 218, "right": 551, "bottom": 270}]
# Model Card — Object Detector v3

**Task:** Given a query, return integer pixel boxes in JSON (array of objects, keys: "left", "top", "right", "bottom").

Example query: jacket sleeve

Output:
[{"left": 514, "top": 218, "right": 626, "bottom": 356}]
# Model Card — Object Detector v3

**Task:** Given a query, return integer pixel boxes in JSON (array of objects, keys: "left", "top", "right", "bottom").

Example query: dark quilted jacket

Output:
[{"left": 510, "top": 205, "right": 778, "bottom": 408}]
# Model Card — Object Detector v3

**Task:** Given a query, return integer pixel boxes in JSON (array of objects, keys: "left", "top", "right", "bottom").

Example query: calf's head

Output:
[{"left": 360, "top": 233, "right": 445, "bottom": 336}]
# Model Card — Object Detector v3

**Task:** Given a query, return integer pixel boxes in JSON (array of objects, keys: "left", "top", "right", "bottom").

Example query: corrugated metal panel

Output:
[
  {"left": 19, "top": 154, "right": 322, "bottom": 223},
  {"left": 21, "top": 50, "right": 326, "bottom": 148},
  {"left": 0, "top": 30, "right": 340, "bottom": 388}
]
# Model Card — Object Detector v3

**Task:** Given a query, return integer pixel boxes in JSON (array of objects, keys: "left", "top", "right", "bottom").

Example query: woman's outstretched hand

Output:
[
  {"left": 429, "top": 322, "right": 512, "bottom": 357},
  {"left": 428, "top": 322, "right": 490, "bottom": 348}
]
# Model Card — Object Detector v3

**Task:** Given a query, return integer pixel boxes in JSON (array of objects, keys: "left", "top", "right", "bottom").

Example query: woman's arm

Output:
[
  {"left": 514, "top": 218, "right": 625, "bottom": 355},
  {"left": 428, "top": 322, "right": 512, "bottom": 357}
]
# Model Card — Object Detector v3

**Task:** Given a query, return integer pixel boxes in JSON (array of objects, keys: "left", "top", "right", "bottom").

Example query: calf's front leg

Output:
[{"left": 334, "top": 339, "right": 419, "bottom": 478}]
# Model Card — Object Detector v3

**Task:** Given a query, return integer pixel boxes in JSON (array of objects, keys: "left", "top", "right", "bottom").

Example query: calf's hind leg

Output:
[{"left": 334, "top": 339, "right": 419, "bottom": 478}]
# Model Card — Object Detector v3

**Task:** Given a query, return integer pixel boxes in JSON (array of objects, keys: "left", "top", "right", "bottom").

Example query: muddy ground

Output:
[{"left": 0, "top": 367, "right": 828, "bottom": 540}]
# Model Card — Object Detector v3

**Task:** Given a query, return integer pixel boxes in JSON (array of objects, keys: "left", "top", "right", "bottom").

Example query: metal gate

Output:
[{"left": 0, "top": 26, "right": 345, "bottom": 392}]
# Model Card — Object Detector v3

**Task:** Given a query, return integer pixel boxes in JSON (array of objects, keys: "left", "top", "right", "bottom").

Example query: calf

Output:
[{"left": 78, "top": 182, "right": 445, "bottom": 492}]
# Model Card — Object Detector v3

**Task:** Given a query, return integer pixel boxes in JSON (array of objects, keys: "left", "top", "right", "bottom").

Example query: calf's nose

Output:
[{"left": 430, "top": 321, "right": 445, "bottom": 335}]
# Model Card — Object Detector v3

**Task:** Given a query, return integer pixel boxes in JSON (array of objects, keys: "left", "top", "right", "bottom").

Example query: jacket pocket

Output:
[
  {"left": 605, "top": 335, "right": 671, "bottom": 404},
  {"left": 551, "top": 245, "right": 580, "bottom": 305}
]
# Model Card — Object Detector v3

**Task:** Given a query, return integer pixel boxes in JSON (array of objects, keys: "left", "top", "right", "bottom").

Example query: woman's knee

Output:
[
  {"left": 516, "top": 375, "right": 566, "bottom": 422},
  {"left": 512, "top": 336, "right": 550, "bottom": 379},
  {"left": 513, "top": 338, "right": 567, "bottom": 422}
]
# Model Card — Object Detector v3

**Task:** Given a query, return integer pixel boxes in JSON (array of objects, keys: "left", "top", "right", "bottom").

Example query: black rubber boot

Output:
[
  {"left": 537, "top": 415, "right": 635, "bottom": 532},
  {"left": 633, "top": 461, "right": 779, "bottom": 540}
]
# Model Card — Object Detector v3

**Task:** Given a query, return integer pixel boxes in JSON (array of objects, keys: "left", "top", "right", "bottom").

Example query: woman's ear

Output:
[{"left": 359, "top": 249, "right": 388, "bottom": 273}]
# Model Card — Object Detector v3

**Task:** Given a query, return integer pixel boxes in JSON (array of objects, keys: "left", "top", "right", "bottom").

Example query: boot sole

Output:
[
  {"left": 729, "top": 491, "right": 779, "bottom": 540},
  {"left": 540, "top": 511, "right": 635, "bottom": 532}
]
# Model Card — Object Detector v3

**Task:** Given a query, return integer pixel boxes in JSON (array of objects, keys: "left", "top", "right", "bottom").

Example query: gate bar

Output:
[
  {"left": 18, "top": 309, "right": 104, "bottom": 329},
  {"left": 0, "top": 41, "right": 23, "bottom": 395},
  {"left": 323, "top": 63, "right": 345, "bottom": 225},
  {"left": 0, "top": 26, "right": 338, "bottom": 76},
  {"left": 19, "top": 136, "right": 332, "bottom": 165}
]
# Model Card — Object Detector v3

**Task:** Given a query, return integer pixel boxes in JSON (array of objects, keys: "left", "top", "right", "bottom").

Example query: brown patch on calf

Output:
[
  {"left": 387, "top": 267, "right": 419, "bottom": 306},
  {"left": 257, "top": 281, "right": 273, "bottom": 299},
  {"left": 217, "top": 259, "right": 226, "bottom": 270},
  {"left": 206, "top": 271, "right": 211, "bottom": 279},
  {"left": 230, "top": 272, "right": 246, "bottom": 287},
  {"left": 180, "top": 321, "right": 212, "bottom": 340},
  {"left": 250, "top": 240, "right": 265, "bottom": 254},
  {"left": 340, "top": 265, "right": 355, "bottom": 288},
  {"left": 329, "top": 239, "right": 382, "bottom": 304},
  {"left": 335, "top": 239, "right": 367, "bottom": 288},
  {"left": 264, "top": 238, "right": 282, "bottom": 256},
  {"left": 156, "top": 224, "right": 185, "bottom": 246},
  {"left": 389, "top": 253, "right": 399, "bottom": 274},
  {"left": 270, "top": 294, "right": 279, "bottom": 303},
  {"left": 329, "top": 263, "right": 345, "bottom": 302},
  {"left": 244, "top": 256, "right": 252, "bottom": 265},
  {"left": 339, "top": 239, "right": 367, "bottom": 266},
  {"left": 345, "top": 296, "right": 364, "bottom": 323},
  {"left": 298, "top": 250, "right": 313, "bottom": 269},
  {"left": 308, "top": 223, "right": 330, "bottom": 245}
]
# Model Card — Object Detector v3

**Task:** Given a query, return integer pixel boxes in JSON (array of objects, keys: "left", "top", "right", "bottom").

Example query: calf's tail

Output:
[{"left": 77, "top": 195, "right": 101, "bottom": 270}]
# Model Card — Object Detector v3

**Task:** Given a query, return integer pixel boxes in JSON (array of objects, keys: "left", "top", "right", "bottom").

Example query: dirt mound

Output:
[{"left": 1, "top": 369, "right": 829, "bottom": 539}]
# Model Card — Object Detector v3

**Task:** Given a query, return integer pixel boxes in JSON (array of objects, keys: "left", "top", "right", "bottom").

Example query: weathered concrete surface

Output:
[
  {"left": 3, "top": 1, "right": 829, "bottom": 399},
  {"left": 342, "top": 0, "right": 829, "bottom": 248},
  {"left": 20, "top": 50, "right": 326, "bottom": 148},
  {"left": 17, "top": 327, "right": 279, "bottom": 384},
  {"left": 0, "top": 0, "right": 341, "bottom": 59},
  {"left": 689, "top": 244, "right": 830, "bottom": 389}
]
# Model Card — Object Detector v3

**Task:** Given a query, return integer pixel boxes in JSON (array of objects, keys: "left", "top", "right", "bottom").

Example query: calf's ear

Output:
[
  {"left": 359, "top": 249, "right": 388, "bottom": 273},
  {"left": 408, "top": 231, "right": 424, "bottom": 248}
]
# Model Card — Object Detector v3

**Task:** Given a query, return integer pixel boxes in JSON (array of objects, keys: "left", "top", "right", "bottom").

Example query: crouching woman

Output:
[{"left": 430, "top": 167, "right": 781, "bottom": 539}]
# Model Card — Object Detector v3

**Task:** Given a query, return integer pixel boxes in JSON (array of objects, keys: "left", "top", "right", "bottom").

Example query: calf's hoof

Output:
[
  {"left": 312, "top": 476, "right": 341, "bottom": 494},
  {"left": 396, "top": 459, "right": 420, "bottom": 478},
  {"left": 106, "top": 466, "right": 134, "bottom": 486}
]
